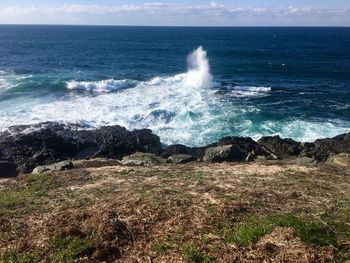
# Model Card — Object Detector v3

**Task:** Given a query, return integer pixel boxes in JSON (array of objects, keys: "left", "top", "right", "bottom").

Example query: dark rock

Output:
[
  {"left": 311, "top": 133, "right": 350, "bottom": 161},
  {"left": 203, "top": 145, "right": 245, "bottom": 163},
  {"left": 258, "top": 136, "right": 301, "bottom": 159},
  {"left": 0, "top": 122, "right": 162, "bottom": 173},
  {"left": 0, "top": 160, "right": 17, "bottom": 178},
  {"left": 32, "top": 160, "right": 74, "bottom": 174},
  {"left": 215, "top": 136, "right": 270, "bottom": 161},
  {"left": 161, "top": 144, "right": 206, "bottom": 159},
  {"left": 167, "top": 154, "right": 196, "bottom": 164},
  {"left": 216, "top": 136, "right": 257, "bottom": 150}
]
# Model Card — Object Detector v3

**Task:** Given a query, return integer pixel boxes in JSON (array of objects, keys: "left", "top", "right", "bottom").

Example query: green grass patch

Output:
[
  {"left": 0, "top": 250, "right": 41, "bottom": 263},
  {"left": 229, "top": 216, "right": 273, "bottom": 246},
  {"left": 220, "top": 214, "right": 338, "bottom": 247},
  {"left": 181, "top": 244, "right": 212, "bottom": 263},
  {"left": 49, "top": 235, "right": 94, "bottom": 263},
  {"left": 270, "top": 214, "right": 337, "bottom": 246},
  {"left": 322, "top": 205, "right": 350, "bottom": 243},
  {"left": 153, "top": 240, "right": 169, "bottom": 253},
  {"left": 0, "top": 173, "right": 55, "bottom": 216}
]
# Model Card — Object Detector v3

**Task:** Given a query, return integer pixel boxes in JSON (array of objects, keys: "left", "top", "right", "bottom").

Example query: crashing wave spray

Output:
[{"left": 185, "top": 46, "right": 213, "bottom": 89}]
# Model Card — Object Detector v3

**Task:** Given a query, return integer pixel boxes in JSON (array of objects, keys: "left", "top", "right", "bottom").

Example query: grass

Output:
[
  {"left": 227, "top": 217, "right": 273, "bottom": 246},
  {"left": 153, "top": 240, "right": 169, "bottom": 253},
  {"left": 322, "top": 202, "right": 350, "bottom": 243},
  {"left": 0, "top": 250, "right": 41, "bottom": 263},
  {"left": 0, "top": 236, "right": 94, "bottom": 263},
  {"left": 1, "top": 163, "right": 349, "bottom": 262},
  {"left": 0, "top": 173, "right": 55, "bottom": 216},
  {"left": 49, "top": 235, "right": 94, "bottom": 263},
  {"left": 221, "top": 214, "right": 338, "bottom": 247},
  {"left": 181, "top": 244, "right": 212, "bottom": 263}
]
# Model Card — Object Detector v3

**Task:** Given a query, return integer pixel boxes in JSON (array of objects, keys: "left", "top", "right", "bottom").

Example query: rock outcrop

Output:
[
  {"left": 312, "top": 133, "right": 350, "bottom": 161},
  {"left": 0, "top": 121, "right": 349, "bottom": 173},
  {"left": 0, "top": 122, "right": 161, "bottom": 173},
  {"left": 258, "top": 136, "right": 301, "bottom": 159}
]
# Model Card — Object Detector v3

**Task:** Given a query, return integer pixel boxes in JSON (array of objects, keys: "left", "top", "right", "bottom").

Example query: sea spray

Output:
[{"left": 185, "top": 46, "right": 213, "bottom": 89}]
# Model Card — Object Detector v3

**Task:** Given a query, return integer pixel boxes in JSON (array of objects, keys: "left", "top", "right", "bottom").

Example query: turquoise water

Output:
[{"left": 0, "top": 25, "right": 349, "bottom": 146}]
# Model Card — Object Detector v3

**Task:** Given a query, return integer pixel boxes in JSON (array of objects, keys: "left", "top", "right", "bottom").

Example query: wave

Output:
[
  {"left": 0, "top": 71, "right": 33, "bottom": 92},
  {"left": 228, "top": 85, "right": 271, "bottom": 97},
  {"left": 66, "top": 79, "right": 136, "bottom": 92}
]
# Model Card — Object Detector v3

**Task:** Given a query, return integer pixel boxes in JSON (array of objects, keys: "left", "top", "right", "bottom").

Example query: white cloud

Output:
[{"left": 0, "top": 2, "right": 349, "bottom": 26}]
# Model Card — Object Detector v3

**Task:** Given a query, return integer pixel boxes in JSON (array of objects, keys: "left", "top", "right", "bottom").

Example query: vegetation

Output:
[{"left": 0, "top": 162, "right": 349, "bottom": 262}]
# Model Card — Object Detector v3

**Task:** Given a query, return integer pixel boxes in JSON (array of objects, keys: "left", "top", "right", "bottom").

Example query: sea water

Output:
[{"left": 0, "top": 26, "right": 349, "bottom": 146}]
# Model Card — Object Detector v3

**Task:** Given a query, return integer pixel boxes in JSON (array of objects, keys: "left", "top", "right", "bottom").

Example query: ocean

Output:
[{"left": 0, "top": 25, "right": 349, "bottom": 146}]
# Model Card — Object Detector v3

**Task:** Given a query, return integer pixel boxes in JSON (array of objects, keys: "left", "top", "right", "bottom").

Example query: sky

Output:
[{"left": 0, "top": 0, "right": 349, "bottom": 26}]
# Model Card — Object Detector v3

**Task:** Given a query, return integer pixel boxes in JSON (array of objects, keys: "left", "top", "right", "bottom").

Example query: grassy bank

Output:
[{"left": 0, "top": 162, "right": 349, "bottom": 262}]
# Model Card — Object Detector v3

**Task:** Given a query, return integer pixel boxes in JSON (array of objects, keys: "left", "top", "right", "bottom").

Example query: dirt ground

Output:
[{"left": 0, "top": 161, "right": 349, "bottom": 262}]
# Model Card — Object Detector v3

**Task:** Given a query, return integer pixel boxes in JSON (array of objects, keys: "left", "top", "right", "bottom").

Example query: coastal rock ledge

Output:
[{"left": 0, "top": 122, "right": 349, "bottom": 175}]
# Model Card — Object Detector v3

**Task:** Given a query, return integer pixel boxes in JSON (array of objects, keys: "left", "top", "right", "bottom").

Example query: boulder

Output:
[
  {"left": 122, "top": 152, "right": 166, "bottom": 165},
  {"left": 258, "top": 136, "right": 301, "bottom": 159},
  {"left": 312, "top": 133, "right": 350, "bottom": 161},
  {"left": 203, "top": 145, "right": 245, "bottom": 163},
  {"left": 32, "top": 160, "right": 74, "bottom": 174},
  {"left": 327, "top": 153, "right": 350, "bottom": 168},
  {"left": 0, "top": 160, "right": 17, "bottom": 178},
  {"left": 167, "top": 154, "right": 196, "bottom": 164}
]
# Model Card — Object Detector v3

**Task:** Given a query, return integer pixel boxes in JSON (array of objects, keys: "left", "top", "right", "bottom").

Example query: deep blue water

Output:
[{"left": 0, "top": 25, "right": 349, "bottom": 146}]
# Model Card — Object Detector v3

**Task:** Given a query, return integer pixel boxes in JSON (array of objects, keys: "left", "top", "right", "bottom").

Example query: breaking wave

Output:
[
  {"left": 66, "top": 79, "right": 136, "bottom": 92},
  {"left": 228, "top": 86, "right": 272, "bottom": 97},
  {"left": 0, "top": 47, "right": 349, "bottom": 146}
]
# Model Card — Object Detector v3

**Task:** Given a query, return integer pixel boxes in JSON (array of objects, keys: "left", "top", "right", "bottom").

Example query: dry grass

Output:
[{"left": 0, "top": 161, "right": 349, "bottom": 262}]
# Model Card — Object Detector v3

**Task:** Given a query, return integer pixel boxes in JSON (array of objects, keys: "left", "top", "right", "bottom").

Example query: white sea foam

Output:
[
  {"left": 229, "top": 86, "right": 271, "bottom": 97},
  {"left": 66, "top": 79, "right": 135, "bottom": 92}
]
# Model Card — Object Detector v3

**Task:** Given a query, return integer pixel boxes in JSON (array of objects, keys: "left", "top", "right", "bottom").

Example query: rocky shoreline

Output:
[{"left": 0, "top": 121, "right": 349, "bottom": 177}]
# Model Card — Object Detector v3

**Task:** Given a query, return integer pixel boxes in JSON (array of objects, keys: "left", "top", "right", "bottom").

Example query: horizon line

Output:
[{"left": 0, "top": 23, "right": 349, "bottom": 28}]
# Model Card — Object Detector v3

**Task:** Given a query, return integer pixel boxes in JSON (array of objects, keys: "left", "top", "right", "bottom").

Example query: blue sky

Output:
[{"left": 0, "top": 0, "right": 349, "bottom": 26}]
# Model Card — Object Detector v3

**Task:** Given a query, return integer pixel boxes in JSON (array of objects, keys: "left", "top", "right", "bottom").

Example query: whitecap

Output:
[
  {"left": 228, "top": 85, "right": 271, "bottom": 97},
  {"left": 66, "top": 79, "right": 135, "bottom": 92}
]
